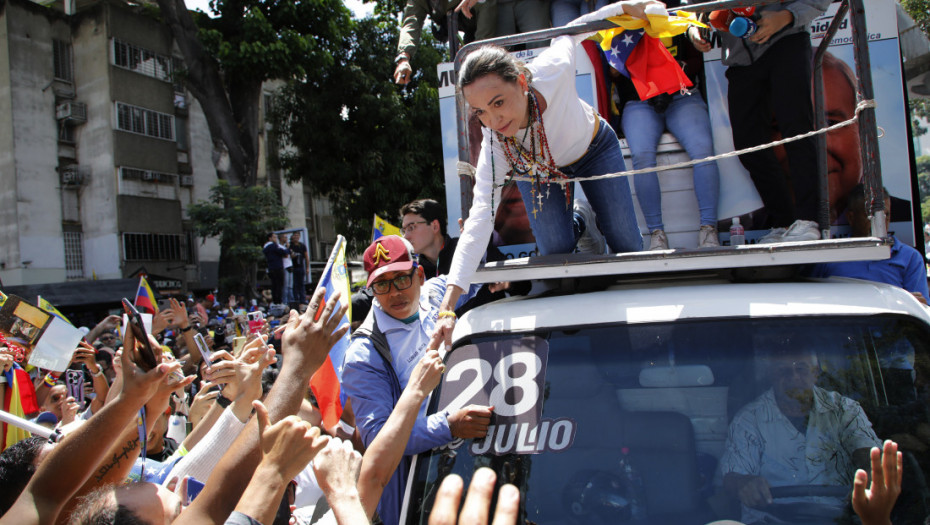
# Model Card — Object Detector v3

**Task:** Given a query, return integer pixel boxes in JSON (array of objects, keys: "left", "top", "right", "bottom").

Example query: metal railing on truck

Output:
[{"left": 444, "top": 0, "right": 893, "bottom": 284}]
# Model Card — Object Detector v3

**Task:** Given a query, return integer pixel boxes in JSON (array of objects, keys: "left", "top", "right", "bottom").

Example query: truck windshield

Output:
[{"left": 406, "top": 314, "right": 930, "bottom": 524}]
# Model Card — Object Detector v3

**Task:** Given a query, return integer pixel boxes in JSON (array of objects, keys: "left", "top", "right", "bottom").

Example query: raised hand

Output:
[
  {"left": 853, "top": 440, "right": 903, "bottom": 525},
  {"left": 428, "top": 468, "right": 520, "bottom": 525},
  {"left": 408, "top": 350, "right": 445, "bottom": 400},
  {"left": 254, "top": 400, "right": 330, "bottom": 481},
  {"left": 281, "top": 287, "right": 348, "bottom": 373}
]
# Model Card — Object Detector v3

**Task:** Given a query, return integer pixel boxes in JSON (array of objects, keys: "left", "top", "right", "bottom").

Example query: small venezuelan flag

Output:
[{"left": 134, "top": 276, "right": 159, "bottom": 315}]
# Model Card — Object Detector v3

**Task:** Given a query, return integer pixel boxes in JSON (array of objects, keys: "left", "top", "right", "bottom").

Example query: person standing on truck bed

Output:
[
  {"left": 693, "top": 0, "right": 830, "bottom": 243},
  {"left": 435, "top": 0, "right": 661, "bottom": 342},
  {"left": 341, "top": 235, "right": 490, "bottom": 525}
]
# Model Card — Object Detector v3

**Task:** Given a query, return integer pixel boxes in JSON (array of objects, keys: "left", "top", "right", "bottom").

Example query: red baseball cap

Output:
[{"left": 364, "top": 235, "right": 418, "bottom": 287}]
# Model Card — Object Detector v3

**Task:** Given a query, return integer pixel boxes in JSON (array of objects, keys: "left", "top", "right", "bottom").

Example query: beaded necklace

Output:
[
  {"left": 488, "top": 90, "right": 569, "bottom": 219},
  {"left": 0, "top": 332, "right": 27, "bottom": 364}
]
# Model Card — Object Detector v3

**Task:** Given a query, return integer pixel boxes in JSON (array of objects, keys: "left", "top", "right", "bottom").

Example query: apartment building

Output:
[{"left": 0, "top": 0, "right": 333, "bottom": 305}]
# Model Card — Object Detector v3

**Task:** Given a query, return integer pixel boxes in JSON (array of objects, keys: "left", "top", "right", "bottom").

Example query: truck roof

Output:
[{"left": 454, "top": 276, "right": 930, "bottom": 342}]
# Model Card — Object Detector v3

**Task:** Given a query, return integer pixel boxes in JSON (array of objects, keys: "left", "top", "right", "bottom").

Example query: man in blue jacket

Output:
[
  {"left": 342, "top": 235, "right": 491, "bottom": 525},
  {"left": 262, "top": 232, "right": 290, "bottom": 304}
]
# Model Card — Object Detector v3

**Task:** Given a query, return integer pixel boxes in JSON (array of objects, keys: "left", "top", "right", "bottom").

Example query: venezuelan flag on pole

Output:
[
  {"left": 309, "top": 235, "right": 352, "bottom": 429},
  {"left": 2, "top": 364, "right": 39, "bottom": 451},
  {"left": 134, "top": 276, "right": 159, "bottom": 315},
  {"left": 373, "top": 214, "right": 402, "bottom": 242},
  {"left": 37, "top": 296, "right": 72, "bottom": 326}
]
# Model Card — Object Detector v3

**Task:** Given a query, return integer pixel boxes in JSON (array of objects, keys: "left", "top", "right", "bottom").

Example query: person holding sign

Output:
[
  {"left": 342, "top": 235, "right": 489, "bottom": 525},
  {"left": 436, "top": 0, "right": 663, "bottom": 346}
]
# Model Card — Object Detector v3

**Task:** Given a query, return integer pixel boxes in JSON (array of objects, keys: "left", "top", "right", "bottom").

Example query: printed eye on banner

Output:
[{"left": 437, "top": 336, "right": 577, "bottom": 456}]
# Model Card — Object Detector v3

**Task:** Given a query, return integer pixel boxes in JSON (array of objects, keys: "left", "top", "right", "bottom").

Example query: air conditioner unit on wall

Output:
[
  {"left": 141, "top": 171, "right": 156, "bottom": 181},
  {"left": 179, "top": 175, "right": 193, "bottom": 187},
  {"left": 60, "top": 165, "right": 89, "bottom": 186},
  {"left": 55, "top": 102, "right": 87, "bottom": 123}
]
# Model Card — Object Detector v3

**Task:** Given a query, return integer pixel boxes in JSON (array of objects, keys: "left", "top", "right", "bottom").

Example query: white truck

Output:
[{"left": 398, "top": 0, "right": 930, "bottom": 523}]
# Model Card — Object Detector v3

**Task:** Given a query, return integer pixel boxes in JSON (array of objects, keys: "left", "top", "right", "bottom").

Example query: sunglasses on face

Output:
[{"left": 370, "top": 269, "right": 417, "bottom": 295}]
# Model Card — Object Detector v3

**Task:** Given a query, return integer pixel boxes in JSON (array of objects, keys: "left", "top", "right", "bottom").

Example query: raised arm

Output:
[
  {"left": 358, "top": 349, "right": 445, "bottom": 518},
  {"left": 1, "top": 337, "right": 182, "bottom": 525},
  {"left": 173, "top": 288, "right": 347, "bottom": 525}
]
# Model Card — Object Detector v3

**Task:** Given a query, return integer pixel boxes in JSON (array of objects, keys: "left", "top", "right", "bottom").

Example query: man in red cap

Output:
[{"left": 341, "top": 235, "right": 490, "bottom": 525}]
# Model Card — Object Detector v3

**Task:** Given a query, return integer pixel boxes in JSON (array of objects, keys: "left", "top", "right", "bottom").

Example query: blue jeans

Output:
[
  {"left": 622, "top": 91, "right": 720, "bottom": 232},
  {"left": 550, "top": 0, "right": 607, "bottom": 27},
  {"left": 516, "top": 117, "right": 642, "bottom": 255}
]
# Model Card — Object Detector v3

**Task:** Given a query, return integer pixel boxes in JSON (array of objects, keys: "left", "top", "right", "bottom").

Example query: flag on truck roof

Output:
[
  {"left": 309, "top": 236, "right": 352, "bottom": 430},
  {"left": 596, "top": 7, "right": 703, "bottom": 99}
]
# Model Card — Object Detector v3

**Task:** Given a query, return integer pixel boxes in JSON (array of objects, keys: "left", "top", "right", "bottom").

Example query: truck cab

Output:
[{"left": 403, "top": 267, "right": 930, "bottom": 524}]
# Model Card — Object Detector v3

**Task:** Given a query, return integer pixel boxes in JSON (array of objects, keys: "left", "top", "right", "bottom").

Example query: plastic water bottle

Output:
[
  {"left": 729, "top": 16, "right": 758, "bottom": 38},
  {"left": 619, "top": 447, "right": 647, "bottom": 520},
  {"left": 730, "top": 217, "right": 745, "bottom": 246}
]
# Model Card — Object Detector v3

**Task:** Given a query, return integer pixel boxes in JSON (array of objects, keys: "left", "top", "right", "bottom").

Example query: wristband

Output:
[
  {"left": 90, "top": 368, "right": 104, "bottom": 378},
  {"left": 179, "top": 325, "right": 193, "bottom": 333},
  {"left": 438, "top": 311, "right": 457, "bottom": 320},
  {"left": 44, "top": 373, "right": 60, "bottom": 387},
  {"left": 394, "top": 52, "right": 409, "bottom": 64},
  {"left": 216, "top": 394, "right": 232, "bottom": 408},
  {"left": 338, "top": 420, "right": 355, "bottom": 435}
]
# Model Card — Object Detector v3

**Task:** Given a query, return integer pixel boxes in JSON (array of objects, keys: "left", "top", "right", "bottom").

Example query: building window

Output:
[
  {"left": 115, "top": 102, "right": 175, "bottom": 141},
  {"left": 58, "top": 122, "right": 75, "bottom": 143},
  {"left": 53, "top": 39, "right": 73, "bottom": 82},
  {"left": 120, "top": 166, "right": 178, "bottom": 185},
  {"left": 111, "top": 39, "right": 173, "bottom": 82},
  {"left": 63, "top": 231, "right": 84, "bottom": 279},
  {"left": 122, "top": 232, "right": 186, "bottom": 261}
]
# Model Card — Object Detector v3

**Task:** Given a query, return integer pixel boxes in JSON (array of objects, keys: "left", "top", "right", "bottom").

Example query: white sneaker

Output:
[
  {"left": 648, "top": 229, "right": 669, "bottom": 250},
  {"left": 698, "top": 225, "right": 720, "bottom": 248},
  {"left": 758, "top": 227, "right": 788, "bottom": 244},
  {"left": 781, "top": 219, "right": 821, "bottom": 242},
  {"left": 574, "top": 199, "right": 607, "bottom": 254}
]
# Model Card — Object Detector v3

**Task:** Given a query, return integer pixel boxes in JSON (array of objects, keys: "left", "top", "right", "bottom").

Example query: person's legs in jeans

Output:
[
  {"left": 283, "top": 271, "right": 294, "bottom": 304},
  {"left": 516, "top": 179, "right": 576, "bottom": 255},
  {"left": 550, "top": 0, "right": 580, "bottom": 27},
  {"left": 665, "top": 91, "right": 720, "bottom": 226},
  {"left": 727, "top": 63, "right": 796, "bottom": 228},
  {"left": 621, "top": 99, "right": 666, "bottom": 232},
  {"left": 571, "top": 121, "right": 643, "bottom": 253},
  {"left": 767, "top": 34, "right": 818, "bottom": 222}
]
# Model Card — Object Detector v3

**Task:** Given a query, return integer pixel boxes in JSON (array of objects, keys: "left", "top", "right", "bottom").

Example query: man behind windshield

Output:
[{"left": 718, "top": 341, "right": 880, "bottom": 524}]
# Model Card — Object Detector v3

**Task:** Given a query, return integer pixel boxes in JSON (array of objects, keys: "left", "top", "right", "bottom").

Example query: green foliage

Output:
[
  {"left": 188, "top": 181, "right": 288, "bottom": 292},
  {"left": 901, "top": 0, "right": 930, "bottom": 37},
  {"left": 273, "top": 13, "right": 449, "bottom": 253},
  {"left": 193, "top": 0, "right": 351, "bottom": 84},
  {"left": 917, "top": 155, "right": 930, "bottom": 225},
  {"left": 911, "top": 99, "right": 930, "bottom": 138}
]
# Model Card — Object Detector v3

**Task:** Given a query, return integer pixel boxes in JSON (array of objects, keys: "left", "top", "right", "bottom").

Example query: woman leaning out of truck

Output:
[{"left": 434, "top": 0, "right": 663, "bottom": 344}]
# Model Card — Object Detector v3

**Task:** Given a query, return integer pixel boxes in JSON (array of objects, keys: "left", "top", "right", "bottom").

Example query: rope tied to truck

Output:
[{"left": 457, "top": 98, "right": 878, "bottom": 185}]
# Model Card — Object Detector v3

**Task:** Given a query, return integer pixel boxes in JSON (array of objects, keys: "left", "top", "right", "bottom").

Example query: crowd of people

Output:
[{"left": 1, "top": 0, "right": 925, "bottom": 524}]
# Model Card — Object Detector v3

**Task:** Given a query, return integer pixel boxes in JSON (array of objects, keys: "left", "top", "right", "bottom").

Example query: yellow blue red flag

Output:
[
  {"left": 134, "top": 276, "right": 159, "bottom": 315},
  {"left": 309, "top": 235, "right": 352, "bottom": 429}
]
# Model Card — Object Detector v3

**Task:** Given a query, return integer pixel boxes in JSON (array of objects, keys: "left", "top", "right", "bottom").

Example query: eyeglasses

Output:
[
  {"left": 402, "top": 221, "right": 428, "bottom": 235},
  {"left": 370, "top": 269, "right": 417, "bottom": 295}
]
